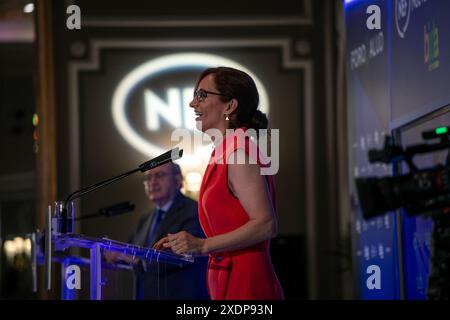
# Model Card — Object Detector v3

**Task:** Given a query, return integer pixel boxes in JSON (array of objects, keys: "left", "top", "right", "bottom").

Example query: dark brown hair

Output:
[{"left": 196, "top": 67, "right": 268, "bottom": 130}]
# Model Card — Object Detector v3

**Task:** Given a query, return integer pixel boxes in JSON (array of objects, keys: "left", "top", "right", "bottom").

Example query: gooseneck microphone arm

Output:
[
  {"left": 64, "top": 148, "right": 183, "bottom": 206},
  {"left": 64, "top": 167, "right": 141, "bottom": 207}
]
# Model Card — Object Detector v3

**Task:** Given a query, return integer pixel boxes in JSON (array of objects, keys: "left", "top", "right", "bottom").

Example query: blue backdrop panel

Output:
[
  {"left": 391, "top": 0, "right": 450, "bottom": 127},
  {"left": 346, "top": 0, "right": 450, "bottom": 300},
  {"left": 391, "top": 0, "right": 450, "bottom": 300},
  {"left": 345, "top": 0, "right": 401, "bottom": 299},
  {"left": 397, "top": 114, "right": 450, "bottom": 299}
]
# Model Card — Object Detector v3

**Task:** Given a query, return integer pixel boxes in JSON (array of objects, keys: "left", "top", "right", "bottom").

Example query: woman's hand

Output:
[
  {"left": 153, "top": 236, "right": 171, "bottom": 251},
  {"left": 158, "top": 231, "right": 207, "bottom": 255}
]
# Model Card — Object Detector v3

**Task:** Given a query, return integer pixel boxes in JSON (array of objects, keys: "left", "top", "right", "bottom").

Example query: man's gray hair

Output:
[{"left": 170, "top": 162, "right": 182, "bottom": 176}]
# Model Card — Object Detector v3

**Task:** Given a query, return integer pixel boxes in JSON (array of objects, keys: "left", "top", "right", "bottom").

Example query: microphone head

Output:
[
  {"left": 171, "top": 147, "right": 183, "bottom": 161},
  {"left": 139, "top": 148, "right": 184, "bottom": 172}
]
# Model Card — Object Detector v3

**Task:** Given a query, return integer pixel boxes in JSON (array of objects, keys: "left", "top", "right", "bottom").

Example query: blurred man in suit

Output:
[{"left": 106, "top": 162, "right": 208, "bottom": 300}]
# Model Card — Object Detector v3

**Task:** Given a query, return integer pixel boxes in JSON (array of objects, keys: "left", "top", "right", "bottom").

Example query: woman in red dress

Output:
[{"left": 154, "top": 67, "right": 284, "bottom": 300}]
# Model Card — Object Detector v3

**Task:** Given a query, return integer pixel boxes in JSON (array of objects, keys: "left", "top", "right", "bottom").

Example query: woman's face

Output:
[{"left": 189, "top": 74, "right": 229, "bottom": 134}]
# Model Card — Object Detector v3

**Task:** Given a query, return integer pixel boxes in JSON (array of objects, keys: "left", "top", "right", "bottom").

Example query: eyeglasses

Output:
[
  {"left": 142, "top": 172, "right": 170, "bottom": 183},
  {"left": 193, "top": 89, "right": 233, "bottom": 102}
]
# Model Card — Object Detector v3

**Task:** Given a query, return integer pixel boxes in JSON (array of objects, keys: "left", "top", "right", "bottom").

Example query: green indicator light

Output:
[
  {"left": 32, "top": 113, "right": 39, "bottom": 127},
  {"left": 435, "top": 127, "right": 448, "bottom": 135}
]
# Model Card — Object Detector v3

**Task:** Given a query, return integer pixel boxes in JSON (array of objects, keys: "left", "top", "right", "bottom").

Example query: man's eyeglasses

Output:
[
  {"left": 142, "top": 172, "right": 170, "bottom": 183},
  {"left": 193, "top": 89, "right": 233, "bottom": 102}
]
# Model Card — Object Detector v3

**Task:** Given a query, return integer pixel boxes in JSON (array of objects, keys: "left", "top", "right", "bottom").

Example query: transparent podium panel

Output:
[
  {"left": 36, "top": 233, "right": 193, "bottom": 300},
  {"left": 57, "top": 255, "right": 136, "bottom": 300},
  {"left": 101, "top": 263, "right": 136, "bottom": 300}
]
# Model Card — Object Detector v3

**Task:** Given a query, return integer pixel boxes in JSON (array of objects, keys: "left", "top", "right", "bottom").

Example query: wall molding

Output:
[
  {"left": 83, "top": 15, "right": 313, "bottom": 28},
  {"left": 82, "top": 1, "right": 313, "bottom": 28}
]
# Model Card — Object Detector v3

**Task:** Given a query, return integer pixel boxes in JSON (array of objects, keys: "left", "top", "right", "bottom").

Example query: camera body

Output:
[
  {"left": 356, "top": 130, "right": 450, "bottom": 219},
  {"left": 356, "top": 164, "right": 450, "bottom": 219},
  {"left": 355, "top": 129, "right": 450, "bottom": 299}
]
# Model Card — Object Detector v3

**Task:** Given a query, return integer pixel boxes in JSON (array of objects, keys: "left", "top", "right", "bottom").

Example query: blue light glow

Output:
[{"left": 344, "top": 0, "right": 366, "bottom": 7}]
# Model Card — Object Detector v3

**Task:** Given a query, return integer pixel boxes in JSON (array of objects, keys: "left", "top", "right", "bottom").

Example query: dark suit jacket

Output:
[{"left": 129, "top": 192, "right": 209, "bottom": 300}]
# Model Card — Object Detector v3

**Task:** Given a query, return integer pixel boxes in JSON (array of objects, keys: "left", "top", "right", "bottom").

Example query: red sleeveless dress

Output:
[{"left": 198, "top": 128, "right": 285, "bottom": 300}]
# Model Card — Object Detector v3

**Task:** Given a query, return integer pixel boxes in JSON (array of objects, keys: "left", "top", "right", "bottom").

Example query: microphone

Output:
[
  {"left": 58, "top": 147, "right": 183, "bottom": 233},
  {"left": 139, "top": 148, "right": 183, "bottom": 172},
  {"left": 75, "top": 201, "right": 135, "bottom": 221}
]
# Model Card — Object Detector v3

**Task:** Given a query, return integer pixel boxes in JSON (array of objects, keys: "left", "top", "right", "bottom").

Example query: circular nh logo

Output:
[
  {"left": 395, "top": 0, "right": 411, "bottom": 38},
  {"left": 112, "top": 53, "right": 269, "bottom": 158}
]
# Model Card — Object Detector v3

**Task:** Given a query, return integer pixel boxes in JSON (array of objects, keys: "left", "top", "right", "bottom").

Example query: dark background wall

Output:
[{"left": 0, "top": 42, "right": 36, "bottom": 298}]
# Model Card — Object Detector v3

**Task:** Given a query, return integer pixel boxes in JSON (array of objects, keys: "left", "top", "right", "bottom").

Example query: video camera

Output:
[{"left": 356, "top": 126, "right": 450, "bottom": 220}]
